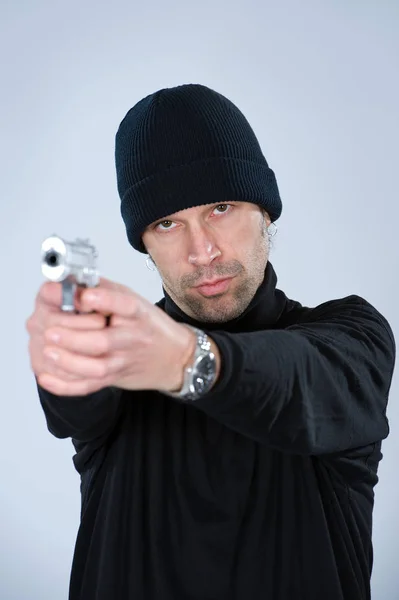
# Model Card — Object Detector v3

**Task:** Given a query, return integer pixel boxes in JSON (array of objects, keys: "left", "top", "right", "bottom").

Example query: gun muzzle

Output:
[{"left": 41, "top": 235, "right": 99, "bottom": 312}]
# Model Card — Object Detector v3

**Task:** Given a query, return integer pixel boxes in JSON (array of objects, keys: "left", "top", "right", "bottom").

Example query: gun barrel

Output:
[{"left": 41, "top": 235, "right": 99, "bottom": 285}]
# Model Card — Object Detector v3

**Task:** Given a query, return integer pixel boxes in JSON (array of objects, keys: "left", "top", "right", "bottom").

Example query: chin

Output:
[{"left": 192, "top": 293, "right": 249, "bottom": 324}]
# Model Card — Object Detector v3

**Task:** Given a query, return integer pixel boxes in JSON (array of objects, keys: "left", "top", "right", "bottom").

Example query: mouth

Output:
[{"left": 194, "top": 277, "right": 234, "bottom": 297}]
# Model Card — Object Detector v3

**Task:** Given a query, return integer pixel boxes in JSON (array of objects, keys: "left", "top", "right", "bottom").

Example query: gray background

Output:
[{"left": 1, "top": 1, "right": 398, "bottom": 598}]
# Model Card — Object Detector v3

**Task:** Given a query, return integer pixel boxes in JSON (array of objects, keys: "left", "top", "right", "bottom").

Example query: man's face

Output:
[{"left": 142, "top": 201, "right": 271, "bottom": 324}]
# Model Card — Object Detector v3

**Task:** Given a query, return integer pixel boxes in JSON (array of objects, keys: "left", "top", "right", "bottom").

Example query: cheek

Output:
[
  {"left": 237, "top": 226, "right": 267, "bottom": 262},
  {"left": 228, "top": 223, "right": 257, "bottom": 251},
  {"left": 155, "top": 262, "right": 181, "bottom": 290}
]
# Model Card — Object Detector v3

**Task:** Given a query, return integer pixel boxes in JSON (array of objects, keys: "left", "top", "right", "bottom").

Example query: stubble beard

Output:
[
  {"left": 182, "top": 272, "right": 264, "bottom": 324},
  {"left": 163, "top": 247, "right": 269, "bottom": 325}
]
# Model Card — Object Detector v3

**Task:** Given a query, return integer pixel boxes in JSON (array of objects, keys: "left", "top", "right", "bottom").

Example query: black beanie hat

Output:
[{"left": 115, "top": 83, "right": 282, "bottom": 253}]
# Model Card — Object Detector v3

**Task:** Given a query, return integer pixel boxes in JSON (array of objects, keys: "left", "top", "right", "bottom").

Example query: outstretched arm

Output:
[{"left": 196, "top": 296, "right": 395, "bottom": 455}]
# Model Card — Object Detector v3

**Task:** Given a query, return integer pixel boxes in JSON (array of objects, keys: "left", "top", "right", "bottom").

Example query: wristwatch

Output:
[{"left": 164, "top": 325, "right": 217, "bottom": 401}]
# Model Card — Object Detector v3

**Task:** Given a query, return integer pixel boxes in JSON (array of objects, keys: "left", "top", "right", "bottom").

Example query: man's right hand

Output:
[{"left": 26, "top": 282, "right": 107, "bottom": 391}]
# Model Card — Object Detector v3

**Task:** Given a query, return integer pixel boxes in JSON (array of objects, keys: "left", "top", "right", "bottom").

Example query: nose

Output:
[{"left": 187, "top": 226, "right": 222, "bottom": 266}]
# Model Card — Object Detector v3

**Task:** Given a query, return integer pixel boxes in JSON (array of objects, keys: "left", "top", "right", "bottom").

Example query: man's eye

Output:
[
  {"left": 155, "top": 204, "right": 232, "bottom": 231},
  {"left": 156, "top": 221, "right": 174, "bottom": 230},
  {"left": 214, "top": 204, "right": 230, "bottom": 214}
]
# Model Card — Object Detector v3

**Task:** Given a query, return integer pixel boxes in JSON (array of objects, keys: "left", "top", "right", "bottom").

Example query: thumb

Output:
[
  {"left": 75, "top": 276, "right": 130, "bottom": 314},
  {"left": 96, "top": 276, "right": 131, "bottom": 294},
  {"left": 37, "top": 277, "right": 129, "bottom": 313}
]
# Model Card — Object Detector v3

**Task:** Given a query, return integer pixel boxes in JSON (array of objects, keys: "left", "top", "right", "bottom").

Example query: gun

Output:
[{"left": 41, "top": 235, "right": 100, "bottom": 312}]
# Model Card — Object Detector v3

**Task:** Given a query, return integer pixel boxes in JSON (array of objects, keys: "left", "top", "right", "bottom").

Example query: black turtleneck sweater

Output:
[{"left": 36, "top": 263, "right": 396, "bottom": 600}]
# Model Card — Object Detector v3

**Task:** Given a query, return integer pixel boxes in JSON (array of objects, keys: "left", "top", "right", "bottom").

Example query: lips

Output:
[
  {"left": 194, "top": 277, "right": 232, "bottom": 288},
  {"left": 194, "top": 277, "right": 234, "bottom": 296}
]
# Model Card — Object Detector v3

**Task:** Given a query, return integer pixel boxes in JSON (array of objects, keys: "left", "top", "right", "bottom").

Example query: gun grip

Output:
[{"left": 61, "top": 279, "right": 77, "bottom": 312}]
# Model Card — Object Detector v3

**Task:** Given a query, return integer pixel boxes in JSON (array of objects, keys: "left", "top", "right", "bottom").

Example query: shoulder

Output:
[
  {"left": 282, "top": 294, "right": 378, "bottom": 327},
  {"left": 312, "top": 294, "right": 392, "bottom": 328},
  {"left": 295, "top": 294, "right": 395, "bottom": 353}
]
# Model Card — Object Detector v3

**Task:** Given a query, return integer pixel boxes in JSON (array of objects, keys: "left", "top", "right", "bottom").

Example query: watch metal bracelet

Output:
[{"left": 164, "top": 325, "right": 216, "bottom": 400}]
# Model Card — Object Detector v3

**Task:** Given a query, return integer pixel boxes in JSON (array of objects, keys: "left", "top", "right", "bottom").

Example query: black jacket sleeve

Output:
[
  {"left": 194, "top": 295, "right": 396, "bottom": 455},
  {"left": 36, "top": 381, "right": 125, "bottom": 443}
]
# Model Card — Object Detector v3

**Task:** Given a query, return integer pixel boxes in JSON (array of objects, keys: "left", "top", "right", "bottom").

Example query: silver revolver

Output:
[{"left": 41, "top": 235, "right": 100, "bottom": 312}]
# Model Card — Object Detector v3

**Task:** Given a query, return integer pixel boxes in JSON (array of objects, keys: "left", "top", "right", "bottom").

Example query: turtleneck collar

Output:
[{"left": 157, "top": 262, "right": 290, "bottom": 333}]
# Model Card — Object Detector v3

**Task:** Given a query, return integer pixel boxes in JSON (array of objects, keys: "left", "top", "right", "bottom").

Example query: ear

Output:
[{"left": 261, "top": 207, "right": 271, "bottom": 226}]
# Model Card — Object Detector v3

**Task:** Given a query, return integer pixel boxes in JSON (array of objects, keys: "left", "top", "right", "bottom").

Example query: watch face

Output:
[{"left": 193, "top": 353, "right": 216, "bottom": 395}]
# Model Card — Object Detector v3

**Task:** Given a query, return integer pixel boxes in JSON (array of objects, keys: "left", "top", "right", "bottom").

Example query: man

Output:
[{"left": 27, "top": 84, "right": 396, "bottom": 600}]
